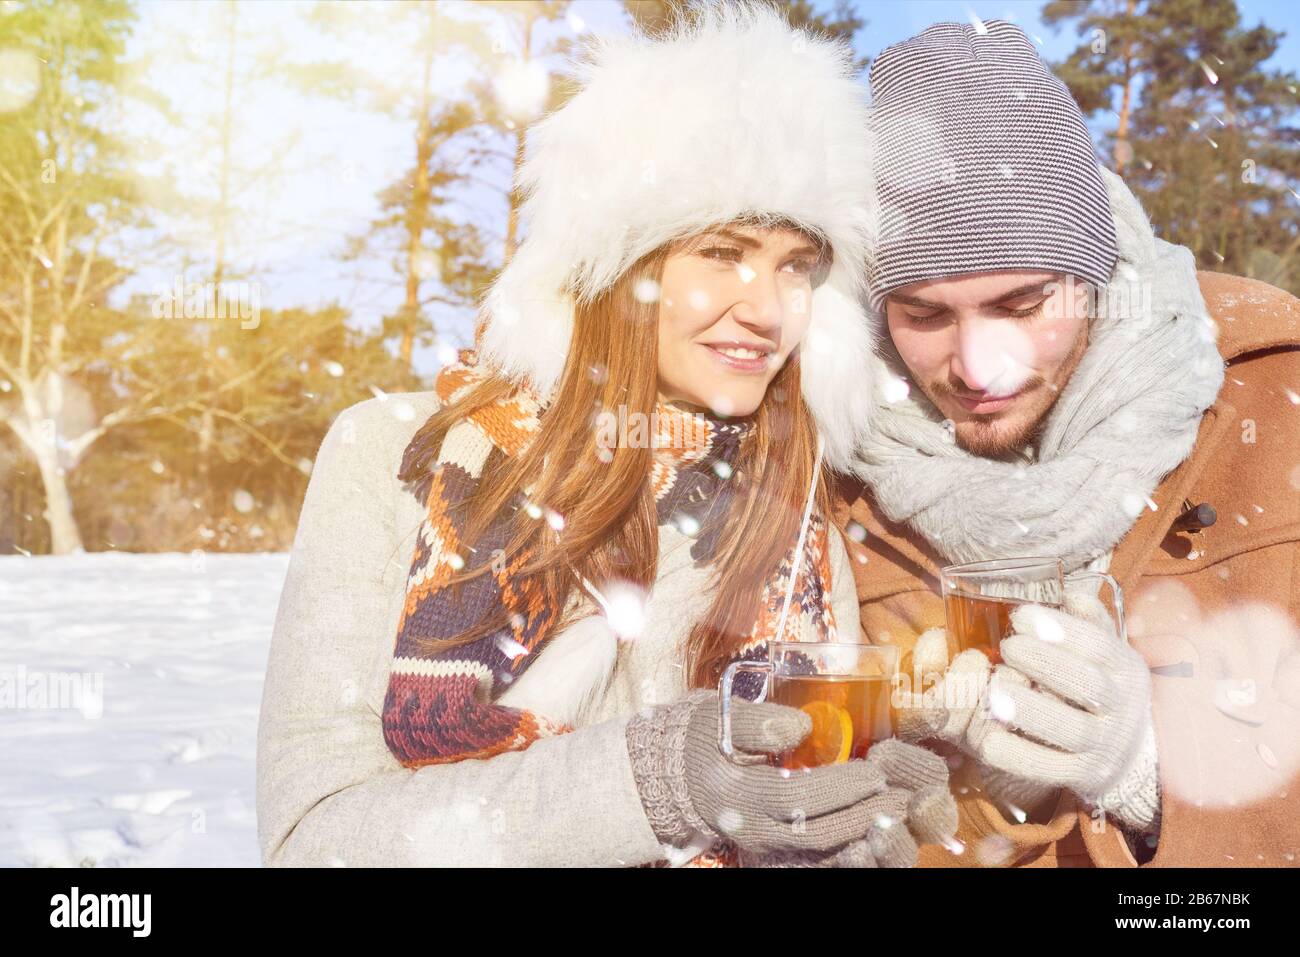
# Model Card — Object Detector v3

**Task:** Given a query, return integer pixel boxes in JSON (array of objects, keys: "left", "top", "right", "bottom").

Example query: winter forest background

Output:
[
  {"left": 0, "top": 0, "right": 1296, "bottom": 866},
  {"left": 1, "top": 0, "right": 1297, "bottom": 558}
]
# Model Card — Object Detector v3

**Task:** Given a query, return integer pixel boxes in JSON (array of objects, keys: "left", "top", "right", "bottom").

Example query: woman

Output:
[{"left": 256, "top": 5, "right": 955, "bottom": 868}]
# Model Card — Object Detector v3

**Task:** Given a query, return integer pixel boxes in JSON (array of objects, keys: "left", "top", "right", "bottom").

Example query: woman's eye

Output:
[
  {"left": 904, "top": 311, "right": 945, "bottom": 325},
  {"left": 781, "top": 257, "right": 818, "bottom": 276}
]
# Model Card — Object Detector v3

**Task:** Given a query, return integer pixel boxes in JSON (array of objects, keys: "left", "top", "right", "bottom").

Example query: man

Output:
[{"left": 836, "top": 19, "right": 1300, "bottom": 867}]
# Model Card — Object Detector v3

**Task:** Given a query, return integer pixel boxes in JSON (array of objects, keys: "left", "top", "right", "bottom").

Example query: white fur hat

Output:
[{"left": 477, "top": 3, "right": 876, "bottom": 472}]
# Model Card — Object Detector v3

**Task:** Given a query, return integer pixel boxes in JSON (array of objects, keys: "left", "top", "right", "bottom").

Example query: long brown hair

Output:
[{"left": 400, "top": 230, "right": 831, "bottom": 690}]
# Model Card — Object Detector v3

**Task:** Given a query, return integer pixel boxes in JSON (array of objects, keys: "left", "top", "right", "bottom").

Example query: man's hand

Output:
[
  {"left": 971, "top": 590, "right": 1159, "bottom": 831},
  {"left": 896, "top": 627, "right": 992, "bottom": 746},
  {"left": 895, "top": 592, "right": 1159, "bottom": 832}
]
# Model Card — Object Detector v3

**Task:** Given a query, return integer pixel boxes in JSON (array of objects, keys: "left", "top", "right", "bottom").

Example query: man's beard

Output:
[
  {"left": 947, "top": 390, "right": 1050, "bottom": 458},
  {"left": 920, "top": 325, "right": 1090, "bottom": 459}
]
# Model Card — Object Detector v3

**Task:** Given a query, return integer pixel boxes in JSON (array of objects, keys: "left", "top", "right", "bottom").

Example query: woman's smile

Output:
[{"left": 701, "top": 340, "right": 775, "bottom": 374}]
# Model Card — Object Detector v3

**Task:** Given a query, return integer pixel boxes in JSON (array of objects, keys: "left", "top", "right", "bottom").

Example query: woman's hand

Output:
[
  {"left": 733, "top": 738, "right": 958, "bottom": 867},
  {"left": 625, "top": 689, "right": 957, "bottom": 864}
]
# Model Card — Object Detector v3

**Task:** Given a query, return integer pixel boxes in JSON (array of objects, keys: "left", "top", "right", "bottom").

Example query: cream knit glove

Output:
[
  {"left": 898, "top": 594, "right": 1160, "bottom": 835},
  {"left": 1090, "top": 708, "right": 1161, "bottom": 837},
  {"left": 895, "top": 630, "right": 1060, "bottom": 820},
  {"left": 896, "top": 628, "right": 992, "bottom": 745},
  {"left": 974, "top": 591, "right": 1160, "bottom": 833}
]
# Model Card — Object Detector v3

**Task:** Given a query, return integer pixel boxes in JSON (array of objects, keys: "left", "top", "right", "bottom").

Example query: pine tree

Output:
[
  {"left": 1044, "top": 0, "right": 1299, "bottom": 291},
  {"left": 288, "top": 0, "right": 496, "bottom": 370}
]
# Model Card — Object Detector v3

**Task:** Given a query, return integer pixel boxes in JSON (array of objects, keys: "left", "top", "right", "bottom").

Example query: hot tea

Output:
[
  {"left": 940, "top": 557, "right": 1126, "bottom": 667},
  {"left": 942, "top": 591, "right": 1036, "bottom": 665},
  {"left": 768, "top": 673, "right": 894, "bottom": 770},
  {"left": 717, "top": 641, "right": 899, "bottom": 768}
]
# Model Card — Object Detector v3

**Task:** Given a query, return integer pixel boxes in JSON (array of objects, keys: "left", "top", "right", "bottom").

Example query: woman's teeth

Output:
[{"left": 715, "top": 346, "right": 765, "bottom": 359}]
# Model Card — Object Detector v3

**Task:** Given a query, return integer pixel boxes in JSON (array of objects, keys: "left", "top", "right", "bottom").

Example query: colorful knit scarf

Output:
[{"left": 381, "top": 350, "right": 838, "bottom": 864}]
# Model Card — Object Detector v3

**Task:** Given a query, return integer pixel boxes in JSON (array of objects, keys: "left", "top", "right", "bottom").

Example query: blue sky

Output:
[{"left": 845, "top": 0, "right": 1300, "bottom": 68}]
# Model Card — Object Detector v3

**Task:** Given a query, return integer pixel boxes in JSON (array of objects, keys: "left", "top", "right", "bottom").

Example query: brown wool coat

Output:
[{"left": 834, "top": 272, "right": 1300, "bottom": 868}]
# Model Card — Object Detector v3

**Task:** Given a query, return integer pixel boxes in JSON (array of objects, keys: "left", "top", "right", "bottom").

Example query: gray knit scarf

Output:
[{"left": 852, "top": 170, "right": 1226, "bottom": 574}]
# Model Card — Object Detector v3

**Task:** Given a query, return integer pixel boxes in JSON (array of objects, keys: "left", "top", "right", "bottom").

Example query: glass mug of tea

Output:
[
  {"left": 717, "top": 642, "right": 900, "bottom": 769},
  {"left": 939, "top": 557, "right": 1126, "bottom": 665}
]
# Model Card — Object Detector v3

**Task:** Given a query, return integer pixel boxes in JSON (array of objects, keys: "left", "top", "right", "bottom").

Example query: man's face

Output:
[{"left": 884, "top": 270, "right": 1090, "bottom": 457}]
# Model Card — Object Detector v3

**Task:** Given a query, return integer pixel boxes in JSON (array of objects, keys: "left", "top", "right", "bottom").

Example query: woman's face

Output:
[{"left": 655, "top": 224, "right": 826, "bottom": 417}]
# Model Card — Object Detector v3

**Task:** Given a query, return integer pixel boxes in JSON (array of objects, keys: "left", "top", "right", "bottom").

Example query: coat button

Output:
[{"left": 1172, "top": 502, "right": 1217, "bottom": 533}]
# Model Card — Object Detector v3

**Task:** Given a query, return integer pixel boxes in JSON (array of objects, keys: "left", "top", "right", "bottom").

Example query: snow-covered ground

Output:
[{"left": 0, "top": 552, "right": 288, "bottom": 867}]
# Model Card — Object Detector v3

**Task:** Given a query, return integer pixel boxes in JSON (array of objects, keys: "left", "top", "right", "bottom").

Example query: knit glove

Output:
[
  {"left": 734, "top": 738, "right": 958, "bottom": 868},
  {"left": 899, "top": 595, "right": 1160, "bottom": 834},
  {"left": 897, "top": 627, "right": 994, "bottom": 746},
  {"left": 944, "top": 592, "right": 1158, "bottom": 832},
  {"left": 975, "top": 590, "right": 1159, "bottom": 833},
  {"left": 625, "top": 689, "right": 957, "bottom": 863},
  {"left": 895, "top": 630, "right": 1056, "bottom": 819}
]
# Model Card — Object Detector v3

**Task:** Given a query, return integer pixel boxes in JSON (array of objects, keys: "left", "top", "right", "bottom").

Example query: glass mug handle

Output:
[
  {"left": 718, "top": 660, "right": 772, "bottom": 765},
  {"left": 1063, "top": 570, "right": 1127, "bottom": 643}
]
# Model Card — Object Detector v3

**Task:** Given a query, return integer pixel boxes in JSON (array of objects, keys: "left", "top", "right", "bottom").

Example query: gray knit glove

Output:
[
  {"left": 625, "top": 688, "right": 957, "bottom": 865},
  {"left": 734, "top": 738, "right": 958, "bottom": 868}
]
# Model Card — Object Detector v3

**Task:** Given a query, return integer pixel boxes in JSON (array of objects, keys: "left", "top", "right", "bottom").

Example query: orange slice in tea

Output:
[{"left": 791, "top": 700, "right": 854, "bottom": 767}]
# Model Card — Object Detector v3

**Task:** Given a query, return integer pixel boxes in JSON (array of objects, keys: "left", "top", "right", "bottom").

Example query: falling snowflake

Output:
[
  {"left": 974, "top": 834, "right": 1014, "bottom": 867},
  {"left": 988, "top": 688, "right": 1016, "bottom": 722},
  {"left": 633, "top": 279, "right": 660, "bottom": 304},
  {"left": 493, "top": 59, "right": 549, "bottom": 121},
  {"left": 674, "top": 513, "right": 700, "bottom": 536},
  {"left": 601, "top": 581, "right": 648, "bottom": 640},
  {"left": 495, "top": 634, "right": 529, "bottom": 661},
  {"left": 882, "top": 375, "right": 910, "bottom": 403}
]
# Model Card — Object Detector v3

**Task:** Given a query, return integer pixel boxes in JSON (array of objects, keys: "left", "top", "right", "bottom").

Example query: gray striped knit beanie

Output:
[{"left": 865, "top": 19, "right": 1119, "bottom": 312}]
